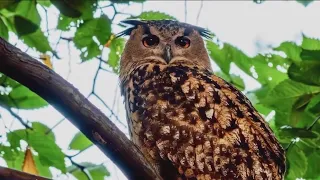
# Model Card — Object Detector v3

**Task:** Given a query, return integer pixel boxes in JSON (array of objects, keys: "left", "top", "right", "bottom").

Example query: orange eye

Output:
[
  {"left": 142, "top": 35, "right": 159, "bottom": 47},
  {"left": 175, "top": 36, "right": 190, "bottom": 48}
]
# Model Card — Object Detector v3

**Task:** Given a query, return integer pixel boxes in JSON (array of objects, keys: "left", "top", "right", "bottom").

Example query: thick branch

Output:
[
  {"left": 0, "top": 38, "right": 161, "bottom": 180},
  {"left": 0, "top": 166, "right": 51, "bottom": 180}
]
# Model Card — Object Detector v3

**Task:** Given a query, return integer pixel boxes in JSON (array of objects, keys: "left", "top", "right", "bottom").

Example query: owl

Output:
[{"left": 118, "top": 20, "right": 285, "bottom": 180}]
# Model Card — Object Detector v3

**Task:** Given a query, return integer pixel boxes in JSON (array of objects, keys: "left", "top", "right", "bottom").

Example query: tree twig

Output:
[
  {"left": 45, "top": 118, "right": 65, "bottom": 135},
  {"left": 91, "top": 92, "right": 127, "bottom": 128},
  {"left": 88, "top": 58, "right": 126, "bottom": 128},
  {"left": 196, "top": 0, "right": 203, "bottom": 25},
  {"left": 286, "top": 115, "right": 320, "bottom": 151},
  {"left": 0, "top": 102, "right": 32, "bottom": 129},
  {"left": 67, "top": 156, "right": 92, "bottom": 180},
  {"left": 0, "top": 37, "right": 162, "bottom": 180},
  {"left": 68, "top": 144, "right": 94, "bottom": 158},
  {"left": 184, "top": 0, "right": 187, "bottom": 22},
  {"left": 307, "top": 115, "right": 320, "bottom": 131}
]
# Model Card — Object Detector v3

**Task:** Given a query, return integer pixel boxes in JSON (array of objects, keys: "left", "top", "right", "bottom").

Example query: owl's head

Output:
[{"left": 118, "top": 20, "right": 212, "bottom": 74}]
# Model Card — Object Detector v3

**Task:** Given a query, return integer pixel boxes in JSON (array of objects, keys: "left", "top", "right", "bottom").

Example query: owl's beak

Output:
[{"left": 164, "top": 45, "right": 172, "bottom": 63}]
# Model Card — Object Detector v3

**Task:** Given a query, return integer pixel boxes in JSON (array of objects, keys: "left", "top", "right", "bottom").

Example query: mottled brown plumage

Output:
[{"left": 119, "top": 20, "right": 285, "bottom": 180}]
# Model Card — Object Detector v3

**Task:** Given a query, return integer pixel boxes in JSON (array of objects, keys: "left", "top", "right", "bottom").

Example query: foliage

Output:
[{"left": 0, "top": 0, "right": 319, "bottom": 179}]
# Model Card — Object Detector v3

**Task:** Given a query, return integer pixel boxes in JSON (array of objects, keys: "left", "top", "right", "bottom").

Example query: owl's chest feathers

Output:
[
  {"left": 127, "top": 63, "right": 211, "bottom": 125},
  {"left": 125, "top": 63, "right": 231, "bottom": 155}
]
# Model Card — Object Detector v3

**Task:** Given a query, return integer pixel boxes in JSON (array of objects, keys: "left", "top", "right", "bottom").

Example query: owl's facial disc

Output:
[{"left": 141, "top": 31, "right": 193, "bottom": 64}]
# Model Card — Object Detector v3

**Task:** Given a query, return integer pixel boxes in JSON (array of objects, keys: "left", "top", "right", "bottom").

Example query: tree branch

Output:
[
  {"left": 0, "top": 102, "right": 32, "bottom": 129},
  {"left": 0, "top": 38, "right": 162, "bottom": 180},
  {"left": 0, "top": 166, "right": 51, "bottom": 180}
]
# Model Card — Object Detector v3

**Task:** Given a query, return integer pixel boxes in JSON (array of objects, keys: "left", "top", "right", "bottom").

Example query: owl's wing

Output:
[
  {"left": 162, "top": 66, "right": 286, "bottom": 179},
  {"left": 124, "top": 64, "right": 286, "bottom": 179}
]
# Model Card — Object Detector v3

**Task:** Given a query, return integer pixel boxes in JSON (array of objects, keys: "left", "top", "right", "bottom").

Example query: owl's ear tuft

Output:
[
  {"left": 115, "top": 27, "right": 136, "bottom": 38},
  {"left": 120, "top": 19, "right": 146, "bottom": 26},
  {"left": 194, "top": 26, "right": 213, "bottom": 39},
  {"left": 116, "top": 20, "right": 147, "bottom": 38}
]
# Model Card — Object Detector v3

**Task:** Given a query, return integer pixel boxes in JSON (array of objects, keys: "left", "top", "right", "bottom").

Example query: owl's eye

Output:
[
  {"left": 142, "top": 35, "right": 159, "bottom": 47},
  {"left": 175, "top": 36, "right": 190, "bottom": 48}
]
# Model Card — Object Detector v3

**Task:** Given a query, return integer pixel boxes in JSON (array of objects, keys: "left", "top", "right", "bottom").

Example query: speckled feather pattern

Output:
[{"left": 121, "top": 63, "right": 286, "bottom": 180}]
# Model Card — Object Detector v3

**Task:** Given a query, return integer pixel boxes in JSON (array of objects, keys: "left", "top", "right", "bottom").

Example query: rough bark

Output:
[
  {"left": 0, "top": 166, "right": 51, "bottom": 180},
  {"left": 0, "top": 38, "right": 162, "bottom": 180}
]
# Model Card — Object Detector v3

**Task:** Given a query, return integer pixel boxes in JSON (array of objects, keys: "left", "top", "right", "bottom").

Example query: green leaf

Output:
[
  {"left": 21, "top": 29, "right": 52, "bottom": 53},
  {"left": 306, "top": 94, "right": 320, "bottom": 116},
  {"left": 50, "top": 0, "right": 82, "bottom": 18},
  {"left": 74, "top": 15, "right": 111, "bottom": 61},
  {"left": 57, "top": 14, "right": 75, "bottom": 31},
  {"left": 300, "top": 139, "right": 320, "bottom": 149},
  {"left": 229, "top": 74, "right": 245, "bottom": 91},
  {"left": 108, "top": 37, "right": 125, "bottom": 73},
  {"left": 69, "top": 132, "right": 92, "bottom": 151},
  {"left": 252, "top": 85, "right": 274, "bottom": 103},
  {"left": 28, "top": 132, "right": 66, "bottom": 173},
  {"left": 13, "top": 15, "right": 38, "bottom": 36},
  {"left": 215, "top": 71, "right": 244, "bottom": 91},
  {"left": 0, "top": 12, "right": 15, "bottom": 32},
  {"left": 304, "top": 150, "right": 320, "bottom": 179},
  {"left": 5, "top": 150, "right": 25, "bottom": 170},
  {"left": 0, "top": 145, "right": 16, "bottom": 161},
  {"left": 273, "top": 41, "right": 302, "bottom": 62},
  {"left": 0, "top": 17, "right": 9, "bottom": 40},
  {"left": 296, "top": 0, "right": 314, "bottom": 7},
  {"left": 251, "top": 55, "right": 288, "bottom": 86},
  {"left": 215, "top": 71, "right": 245, "bottom": 91},
  {"left": 262, "top": 79, "right": 320, "bottom": 126},
  {"left": 302, "top": 35, "right": 320, "bottom": 50},
  {"left": 0, "top": 75, "right": 48, "bottom": 109},
  {"left": 37, "top": 0, "right": 51, "bottom": 7},
  {"left": 88, "top": 164, "right": 110, "bottom": 179},
  {"left": 253, "top": 0, "right": 265, "bottom": 4},
  {"left": 55, "top": 0, "right": 95, "bottom": 28},
  {"left": 207, "top": 41, "right": 231, "bottom": 74},
  {"left": 32, "top": 122, "right": 55, "bottom": 141},
  {"left": 262, "top": 79, "right": 320, "bottom": 107},
  {"left": 7, "top": 129, "right": 26, "bottom": 150},
  {"left": 133, "top": 11, "right": 177, "bottom": 20},
  {"left": 15, "top": 0, "right": 41, "bottom": 25},
  {"left": 288, "top": 60, "right": 320, "bottom": 86},
  {"left": 81, "top": 42, "right": 100, "bottom": 61},
  {"left": 0, "top": 1, "right": 16, "bottom": 9},
  {"left": 76, "top": 15, "right": 111, "bottom": 45},
  {"left": 69, "top": 163, "right": 110, "bottom": 180},
  {"left": 278, "top": 127, "right": 318, "bottom": 140},
  {"left": 290, "top": 107, "right": 316, "bottom": 128},
  {"left": 254, "top": 104, "right": 273, "bottom": 117},
  {"left": 300, "top": 49, "right": 320, "bottom": 61},
  {"left": 207, "top": 41, "right": 287, "bottom": 86},
  {"left": 2, "top": 147, "right": 52, "bottom": 178},
  {"left": 10, "top": 0, "right": 41, "bottom": 36},
  {"left": 293, "top": 94, "right": 313, "bottom": 110},
  {"left": 286, "top": 145, "right": 308, "bottom": 179},
  {"left": 50, "top": 0, "right": 96, "bottom": 18},
  {"left": 215, "top": 71, "right": 231, "bottom": 81},
  {"left": 6, "top": 129, "right": 66, "bottom": 173},
  {"left": 33, "top": 153, "right": 52, "bottom": 178}
]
